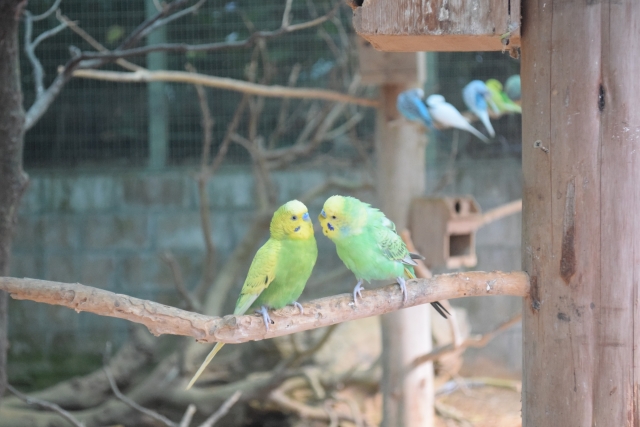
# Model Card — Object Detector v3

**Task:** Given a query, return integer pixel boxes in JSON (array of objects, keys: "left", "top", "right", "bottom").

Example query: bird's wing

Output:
[
  {"left": 374, "top": 225, "right": 416, "bottom": 266},
  {"left": 233, "top": 239, "right": 280, "bottom": 315}
]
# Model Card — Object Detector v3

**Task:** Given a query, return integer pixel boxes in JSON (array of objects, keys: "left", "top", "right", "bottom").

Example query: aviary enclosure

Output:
[{"left": 0, "top": 0, "right": 637, "bottom": 426}]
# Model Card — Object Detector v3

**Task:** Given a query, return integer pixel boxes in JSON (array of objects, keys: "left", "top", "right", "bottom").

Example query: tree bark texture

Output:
[
  {"left": 0, "top": 271, "right": 529, "bottom": 345},
  {"left": 375, "top": 80, "right": 434, "bottom": 427},
  {"left": 521, "top": 0, "right": 640, "bottom": 425},
  {"left": 0, "top": 0, "right": 29, "bottom": 403}
]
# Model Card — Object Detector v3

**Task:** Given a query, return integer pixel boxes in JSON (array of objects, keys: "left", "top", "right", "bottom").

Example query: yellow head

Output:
[
  {"left": 317, "top": 195, "right": 366, "bottom": 241},
  {"left": 485, "top": 79, "right": 503, "bottom": 92},
  {"left": 270, "top": 200, "right": 314, "bottom": 240}
]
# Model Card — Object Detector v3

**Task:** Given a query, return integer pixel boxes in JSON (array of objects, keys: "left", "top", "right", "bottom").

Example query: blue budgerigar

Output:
[
  {"left": 462, "top": 80, "right": 497, "bottom": 138},
  {"left": 396, "top": 88, "right": 436, "bottom": 133}
]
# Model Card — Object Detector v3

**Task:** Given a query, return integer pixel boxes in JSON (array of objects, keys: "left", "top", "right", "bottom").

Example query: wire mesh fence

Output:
[{"left": 20, "top": 0, "right": 521, "bottom": 170}]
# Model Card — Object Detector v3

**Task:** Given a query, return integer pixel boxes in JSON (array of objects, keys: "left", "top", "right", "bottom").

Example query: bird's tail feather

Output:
[
  {"left": 186, "top": 342, "right": 225, "bottom": 390},
  {"left": 467, "top": 125, "right": 490, "bottom": 144}
]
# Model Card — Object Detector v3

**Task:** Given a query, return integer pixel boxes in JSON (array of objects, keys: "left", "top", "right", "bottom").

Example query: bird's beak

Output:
[
  {"left": 320, "top": 209, "right": 326, "bottom": 218},
  {"left": 302, "top": 212, "right": 310, "bottom": 221}
]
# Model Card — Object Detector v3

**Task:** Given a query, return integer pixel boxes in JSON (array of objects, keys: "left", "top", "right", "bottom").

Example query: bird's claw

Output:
[
  {"left": 257, "top": 306, "right": 272, "bottom": 332},
  {"left": 396, "top": 277, "right": 408, "bottom": 304},
  {"left": 352, "top": 280, "right": 364, "bottom": 306},
  {"left": 292, "top": 301, "right": 304, "bottom": 315}
]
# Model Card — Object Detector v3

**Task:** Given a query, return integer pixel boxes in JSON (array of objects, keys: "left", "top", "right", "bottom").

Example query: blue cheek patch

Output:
[
  {"left": 327, "top": 223, "right": 334, "bottom": 231},
  {"left": 320, "top": 209, "right": 326, "bottom": 218},
  {"left": 302, "top": 212, "right": 310, "bottom": 221},
  {"left": 294, "top": 226, "right": 301, "bottom": 232}
]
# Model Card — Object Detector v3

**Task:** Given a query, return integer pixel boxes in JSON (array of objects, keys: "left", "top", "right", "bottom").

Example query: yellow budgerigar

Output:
[{"left": 186, "top": 200, "right": 317, "bottom": 390}]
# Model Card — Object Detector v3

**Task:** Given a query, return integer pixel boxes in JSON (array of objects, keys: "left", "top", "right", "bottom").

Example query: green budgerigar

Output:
[
  {"left": 318, "top": 195, "right": 448, "bottom": 318},
  {"left": 186, "top": 200, "right": 317, "bottom": 390},
  {"left": 486, "top": 79, "right": 522, "bottom": 115}
]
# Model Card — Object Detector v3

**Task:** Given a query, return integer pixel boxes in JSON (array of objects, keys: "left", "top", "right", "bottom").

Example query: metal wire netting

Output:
[{"left": 20, "top": 0, "right": 520, "bottom": 170}]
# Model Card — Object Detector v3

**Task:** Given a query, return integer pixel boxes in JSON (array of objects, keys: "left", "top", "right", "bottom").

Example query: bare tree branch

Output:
[
  {"left": 179, "top": 404, "right": 197, "bottom": 427},
  {"left": 137, "top": 0, "right": 207, "bottom": 43},
  {"left": 161, "top": 251, "right": 200, "bottom": 312},
  {"left": 74, "top": 5, "right": 339, "bottom": 65},
  {"left": 197, "top": 390, "right": 242, "bottom": 427},
  {"left": 31, "top": 0, "right": 62, "bottom": 21},
  {"left": 71, "top": 69, "right": 379, "bottom": 107},
  {"left": 0, "top": 272, "right": 529, "bottom": 345},
  {"left": 117, "top": 0, "right": 190, "bottom": 51},
  {"left": 104, "top": 367, "right": 177, "bottom": 427},
  {"left": 6, "top": 384, "right": 86, "bottom": 427},
  {"left": 23, "top": 8, "right": 68, "bottom": 98},
  {"left": 406, "top": 313, "right": 523, "bottom": 375},
  {"left": 57, "top": 12, "right": 144, "bottom": 72},
  {"left": 478, "top": 199, "right": 522, "bottom": 227}
]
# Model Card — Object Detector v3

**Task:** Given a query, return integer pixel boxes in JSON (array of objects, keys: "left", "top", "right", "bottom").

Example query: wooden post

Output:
[
  {"left": 376, "top": 75, "right": 434, "bottom": 426},
  {"left": 521, "top": 1, "right": 640, "bottom": 425}
]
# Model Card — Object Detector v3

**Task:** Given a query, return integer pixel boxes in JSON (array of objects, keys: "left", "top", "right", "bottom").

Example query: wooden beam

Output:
[
  {"left": 351, "top": 0, "right": 520, "bottom": 52},
  {"left": 521, "top": 0, "right": 640, "bottom": 425}
]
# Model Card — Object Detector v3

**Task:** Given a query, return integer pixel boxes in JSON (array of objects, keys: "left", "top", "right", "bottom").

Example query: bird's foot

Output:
[
  {"left": 257, "top": 306, "right": 273, "bottom": 332},
  {"left": 396, "top": 276, "right": 408, "bottom": 304},
  {"left": 352, "top": 280, "right": 364, "bottom": 306},
  {"left": 291, "top": 301, "right": 304, "bottom": 315}
]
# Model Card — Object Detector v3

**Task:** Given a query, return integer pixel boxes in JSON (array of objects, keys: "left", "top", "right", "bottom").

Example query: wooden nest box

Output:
[
  {"left": 409, "top": 196, "right": 481, "bottom": 270},
  {"left": 348, "top": 0, "right": 521, "bottom": 52}
]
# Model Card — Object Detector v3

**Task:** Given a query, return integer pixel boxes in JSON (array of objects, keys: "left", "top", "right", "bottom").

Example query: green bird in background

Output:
[
  {"left": 486, "top": 79, "right": 522, "bottom": 115},
  {"left": 318, "top": 195, "right": 449, "bottom": 318},
  {"left": 186, "top": 200, "right": 317, "bottom": 390}
]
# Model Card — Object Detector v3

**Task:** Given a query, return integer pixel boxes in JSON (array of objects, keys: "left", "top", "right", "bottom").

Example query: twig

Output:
[
  {"left": 24, "top": 9, "right": 68, "bottom": 98},
  {"left": 478, "top": 199, "right": 523, "bottom": 227},
  {"left": 436, "top": 376, "right": 522, "bottom": 396},
  {"left": 407, "top": 313, "right": 522, "bottom": 374},
  {"left": 281, "top": 0, "right": 294, "bottom": 28},
  {"left": 269, "top": 377, "right": 361, "bottom": 424},
  {"left": 74, "top": 5, "right": 339, "bottom": 64},
  {"left": 31, "top": 0, "right": 62, "bottom": 21},
  {"left": 288, "top": 324, "right": 339, "bottom": 368},
  {"left": 161, "top": 251, "right": 200, "bottom": 312},
  {"left": 6, "top": 384, "right": 86, "bottom": 427},
  {"left": 117, "top": 0, "right": 189, "bottom": 50},
  {"left": 197, "top": 390, "right": 242, "bottom": 427},
  {"left": 0, "top": 272, "right": 529, "bottom": 345},
  {"left": 179, "top": 404, "right": 197, "bottom": 427},
  {"left": 71, "top": 69, "right": 379, "bottom": 108},
  {"left": 105, "top": 366, "right": 177, "bottom": 427},
  {"left": 137, "top": 0, "right": 207, "bottom": 43},
  {"left": 57, "top": 12, "right": 143, "bottom": 72},
  {"left": 185, "top": 66, "right": 219, "bottom": 296}
]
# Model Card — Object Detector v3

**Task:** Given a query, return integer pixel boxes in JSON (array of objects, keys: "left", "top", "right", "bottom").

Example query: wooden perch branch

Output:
[
  {"left": 71, "top": 69, "right": 379, "bottom": 108},
  {"left": 479, "top": 199, "right": 522, "bottom": 227},
  {"left": 0, "top": 271, "right": 528, "bottom": 345}
]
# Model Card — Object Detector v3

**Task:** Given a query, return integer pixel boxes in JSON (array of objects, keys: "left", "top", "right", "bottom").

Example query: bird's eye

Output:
[
  {"left": 332, "top": 215, "right": 337, "bottom": 220},
  {"left": 291, "top": 215, "right": 297, "bottom": 220}
]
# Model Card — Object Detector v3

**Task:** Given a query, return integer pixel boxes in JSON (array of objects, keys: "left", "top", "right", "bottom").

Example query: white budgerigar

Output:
[{"left": 426, "top": 94, "right": 490, "bottom": 144}]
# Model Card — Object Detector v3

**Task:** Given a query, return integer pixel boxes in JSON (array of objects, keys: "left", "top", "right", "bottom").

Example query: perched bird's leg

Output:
[
  {"left": 352, "top": 279, "right": 364, "bottom": 306},
  {"left": 257, "top": 306, "right": 273, "bottom": 331},
  {"left": 292, "top": 301, "right": 304, "bottom": 315},
  {"left": 396, "top": 276, "right": 408, "bottom": 303}
]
